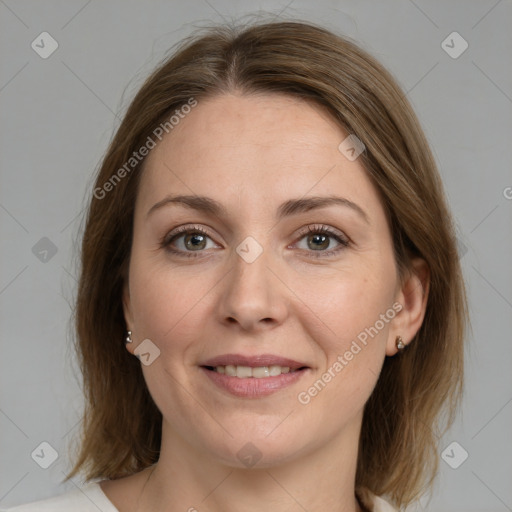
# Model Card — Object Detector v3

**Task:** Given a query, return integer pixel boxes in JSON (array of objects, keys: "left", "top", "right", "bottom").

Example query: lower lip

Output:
[{"left": 200, "top": 367, "right": 309, "bottom": 398}]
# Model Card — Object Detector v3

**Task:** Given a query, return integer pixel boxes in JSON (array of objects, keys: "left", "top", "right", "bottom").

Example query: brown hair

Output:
[{"left": 67, "top": 19, "right": 467, "bottom": 510}]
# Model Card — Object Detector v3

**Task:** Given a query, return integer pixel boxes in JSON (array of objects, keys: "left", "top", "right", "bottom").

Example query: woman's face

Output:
[{"left": 124, "top": 93, "right": 414, "bottom": 467}]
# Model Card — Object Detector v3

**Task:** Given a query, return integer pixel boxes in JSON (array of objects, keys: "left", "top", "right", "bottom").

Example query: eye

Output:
[
  {"left": 293, "top": 224, "right": 349, "bottom": 257},
  {"left": 161, "top": 225, "right": 219, "bottom": 257},
  {"left": 161, "top": 223, "right": 350, "bottom": 259}
]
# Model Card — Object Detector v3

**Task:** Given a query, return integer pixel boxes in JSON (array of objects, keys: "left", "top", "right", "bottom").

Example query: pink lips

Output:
[
  {"left": 200, "top": 353, "right": 310, "bottom": 398},
  {"left": 201, "top": 353, "right": 307, "bottom": 370}
]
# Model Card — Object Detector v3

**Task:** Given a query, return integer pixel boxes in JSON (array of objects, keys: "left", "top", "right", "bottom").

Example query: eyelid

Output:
[
  {"left": 290, "top": 223, "right": 350, "bottom": 258},
  {"left": 159, "top": 224, "right": 222, "bottom": 259},
  {"left": 293, "top": 223, "right": 349, "bottom": 243},
  {"left": 162, "top": 224, "right": 215, "bottom": 245}
]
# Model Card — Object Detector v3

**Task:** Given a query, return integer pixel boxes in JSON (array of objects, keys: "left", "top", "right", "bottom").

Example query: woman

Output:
[{"left": 3, "top": 19, "right": 467, "bottom": 512}]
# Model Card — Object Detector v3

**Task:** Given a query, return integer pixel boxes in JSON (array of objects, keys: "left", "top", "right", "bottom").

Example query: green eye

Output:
[
  {"left": 162, "top": 226, "right": 218, "bottom": 258},
  {"left": 294, "top": 225, "right": 349, "bottom": 257}
]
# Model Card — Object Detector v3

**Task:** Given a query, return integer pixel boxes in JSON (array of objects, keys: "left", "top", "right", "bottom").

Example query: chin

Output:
[{"left": 198, "top": 424, "right": 312, "bottom": 470}]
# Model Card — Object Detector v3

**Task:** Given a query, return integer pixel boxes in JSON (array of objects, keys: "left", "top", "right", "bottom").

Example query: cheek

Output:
[
  {"left": 128, "top": 259, "right": 215, "bottom": 350},
  {"left": 328, "top": 280, "right": 394, "bottom": 347},
  {"left": 296, "top": 261, "right": 396, "bottom": 349},
  {"left": 128, "top": 264, "right": 216, "bottom": 416},
  {"left": 293, "top": 265, "right": 396, "bottom": 410}
]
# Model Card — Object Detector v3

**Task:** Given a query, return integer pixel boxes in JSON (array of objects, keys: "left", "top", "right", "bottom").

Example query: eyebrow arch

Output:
[{"left": 146, "top": 194, "right": 370, "bottom": 224}]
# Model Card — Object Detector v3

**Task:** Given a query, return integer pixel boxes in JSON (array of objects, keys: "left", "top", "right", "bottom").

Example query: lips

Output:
[
  {"left": 199, "top": 353, "right": 310, "bottom": 398},
  {"left": 200, "top": 353, "right": 309, "bottom": 371}
]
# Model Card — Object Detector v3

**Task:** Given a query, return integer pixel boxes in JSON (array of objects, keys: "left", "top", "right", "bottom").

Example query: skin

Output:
[{"left": 101, "top": 93, "right": 429, "bottom": 512}]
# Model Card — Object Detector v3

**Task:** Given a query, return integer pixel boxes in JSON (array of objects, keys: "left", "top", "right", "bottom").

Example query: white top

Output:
[
  {"left": 0, "top": 481, "right": 398, "bottom": 511},
  {"left": 0, "top": 482, "right": 117, "bottom": 512}
]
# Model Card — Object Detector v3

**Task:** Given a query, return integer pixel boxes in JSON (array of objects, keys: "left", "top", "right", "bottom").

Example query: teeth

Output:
[
  {"left": 252, "top": 366, "right": 270, "bottom": 378},
  {"left": 236, "top": 365, "right": 252, "bottom": 378},
  {"left": 214, "top": 364, "right": 294, "bottom": 378},
  {"left": 225, "top": 365, "right": 236, "bottom": 376}
]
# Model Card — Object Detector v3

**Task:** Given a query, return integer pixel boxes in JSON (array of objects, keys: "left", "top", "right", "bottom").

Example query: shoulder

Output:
[
  {"left": 0, "top": 481, "right": 118, "bottom": 512},
  {"left": 0, "top": 483, "right": 397, "bottom": 512},
  {"left": 372, "top": 494, "right": 399, "bottom": 512}
]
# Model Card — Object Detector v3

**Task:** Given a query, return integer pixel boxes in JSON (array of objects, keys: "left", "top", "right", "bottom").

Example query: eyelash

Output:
[
  {"left": 296, "top": 224, "right": 350, "bottom": 257},
  {"left": 160, "top": 224, "right": 350, "bottom": 259}
]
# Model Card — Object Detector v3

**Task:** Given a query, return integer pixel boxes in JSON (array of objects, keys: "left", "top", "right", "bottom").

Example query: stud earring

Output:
[
  {"left": 395, "top": 335, "right": 405, "bottom": 351},
  {"left": 125, "top": 330, "right": 133, "bottom": 344}
]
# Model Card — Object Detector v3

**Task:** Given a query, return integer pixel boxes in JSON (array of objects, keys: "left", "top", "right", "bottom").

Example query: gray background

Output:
[{"left": 1, "top": 1, "right": 511, "bottom": 511}]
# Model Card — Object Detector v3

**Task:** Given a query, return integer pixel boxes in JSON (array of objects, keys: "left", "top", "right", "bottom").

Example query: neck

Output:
[{"left": 138, "top": 416, "right": 364, "bottom": 512}]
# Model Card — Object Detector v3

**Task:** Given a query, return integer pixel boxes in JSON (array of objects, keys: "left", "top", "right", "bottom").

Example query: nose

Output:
[{"left": 216, "top": 248, "right": 289, "bottom": 332}]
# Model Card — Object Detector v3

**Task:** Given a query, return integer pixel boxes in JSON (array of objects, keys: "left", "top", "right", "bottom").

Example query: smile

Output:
[
  {"left": 204, "top": 364, "right": 304, "bottom": 378},
  {"left": 200, "top": 365, "right": 310, "bottom": 398}
]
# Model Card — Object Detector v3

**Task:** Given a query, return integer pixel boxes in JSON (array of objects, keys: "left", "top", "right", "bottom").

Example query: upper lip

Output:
[{"left": 201, "top": 353, "right": 309, "bottom": 371}]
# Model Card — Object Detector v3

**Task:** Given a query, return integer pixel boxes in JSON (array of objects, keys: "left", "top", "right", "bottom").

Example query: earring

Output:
[
  {"left": 395, "top": 335, "right": 405, "bottom": 351},
  {"left": 125, "top": 330, "right": 133, "bottom": 344}
]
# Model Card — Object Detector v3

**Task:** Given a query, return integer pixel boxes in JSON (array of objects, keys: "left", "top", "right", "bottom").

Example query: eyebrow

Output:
[{"left": 146, "top": 194, "right": 370, "bottom": 224}]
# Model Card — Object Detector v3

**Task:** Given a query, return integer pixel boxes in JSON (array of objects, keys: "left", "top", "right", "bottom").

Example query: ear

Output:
[
  {"left": 386, "top": 257, "right": 430, "bottom": 356},
  {"left": 123, "top": 282, "right": 135, "bottom": 354}
]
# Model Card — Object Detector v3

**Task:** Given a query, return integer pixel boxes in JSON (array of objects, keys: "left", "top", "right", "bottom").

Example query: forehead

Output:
[{"left": 137, "top": 93, "right": 384, "bottom": 221}]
